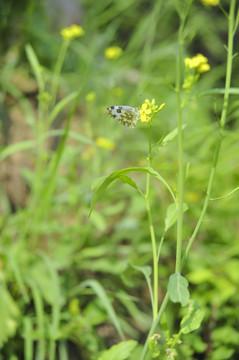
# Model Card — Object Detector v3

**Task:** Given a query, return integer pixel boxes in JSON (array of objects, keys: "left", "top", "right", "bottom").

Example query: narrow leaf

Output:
[
  {"left": 131, "top": 265, "right": 154, "bottom": 311},
  {"left": 199, "top": 87, "right": 239, "bottom": 97},
  {"left": 76, "top": 279, "right": 125, "bottom": 340},
  {"left": 25, "top": 44, "right": 44, "bottom": 92},
  {"left": 49, "top": 91, "right": 79, "bottom": 124},
  {"left": 118, "top": 175, "right": 144, "bottom": 197},
  {"left": 162, "top": 124, "right": 187, "bottom": 146},
  {"left": 89, "top": 166, "right": 176, "bottom": 216}
]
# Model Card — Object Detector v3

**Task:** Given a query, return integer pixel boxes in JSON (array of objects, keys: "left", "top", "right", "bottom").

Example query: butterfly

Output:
[{"left": 105, "top": 105, "right": 139, "bottom": 128}]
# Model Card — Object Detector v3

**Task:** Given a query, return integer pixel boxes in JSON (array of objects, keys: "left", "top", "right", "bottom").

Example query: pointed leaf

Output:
[
  {"left": 99, "top": 340, "right": 138, "bottom": 360},
  {"left": 89, "top": 166, "right": 176, "bottom": 216},
  {"left": 165, "top": 203, "right": 188, "bottom": 231},
  {"left": 131, "top": 265, "right": 154, "bottom": 311},
  {"left": 162, "top": 124, "right": 187, "bottom": 146},
  {"left": 49, "top": 91, "right": 79, "bottom": 124},
  {"left": 118, "top": 175, "right": 144, "bottom": 197},
  {"left": 76, "top": 279, "right": 125, "bottom": 340}
]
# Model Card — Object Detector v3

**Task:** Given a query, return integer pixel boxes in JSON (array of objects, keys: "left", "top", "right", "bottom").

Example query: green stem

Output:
[
  {"left": 51, "top": 39, "right": 70, "bottom": 108},
  {"left": 175, "top": 20, "right": 185, "bottom": 273},
  {"left": 181, "top": 0, "right": 236, "bottom": 269},
  {"left": 145, "top": 122, "right": 158, "bottom": 319},
  {"left": 140, "top": 292, "right": 170, "bottom": 360}
]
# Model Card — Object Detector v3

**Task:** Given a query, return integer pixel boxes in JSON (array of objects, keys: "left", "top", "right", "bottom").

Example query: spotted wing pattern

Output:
[{"left": 105, "top": 105, "right": 139, "bottom": 128}]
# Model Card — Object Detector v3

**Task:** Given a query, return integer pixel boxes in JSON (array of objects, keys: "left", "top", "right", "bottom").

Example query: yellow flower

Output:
[
  {"left": 140, "top": 103, "right": 152, "bottom": 123},
  {"left": 60, "top": 25, "right": 84, "bottom": 40},
  {"left": 140, "top": 99, "right": 165, "bottom": 123},
  {"left": 85, "top": 91, "right": 96, "bottom": 102},
  {"left": 104, "top": 46, "right": 123, "bottom": 59},
  {"left": 96, "top": 137, "right": 115, "bottom": 151},
  {"left": 201, "top": 0, "right": 219, "bottom": 5},
  {"left": 197, "top": 63, "right": 211, "bottom": 73},
  {"left": 184, "top": 54, "right": 208, "bottom": 70}
]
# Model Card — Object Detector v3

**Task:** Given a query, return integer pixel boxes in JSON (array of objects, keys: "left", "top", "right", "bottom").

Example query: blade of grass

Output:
[
  {"left": 7, "top": 253, "right": 29, "bottom": 303},
  {"left": 71, "top": 279, "right": 125, "bottom": 340},
  {"left": 25, "top": 44, "right": 44, "bottom": 94},
  {"left": 23, "top": 317, "right": 34, "bottom": 360},
  {"left": 37, "top": 251, "right": 61, "bottom": 360},
  {"left": 0, "top": 130, "right": 94, "bottom": 163},
  {"left": 26, "top": 279, "right": 46, "bottom": 360}
]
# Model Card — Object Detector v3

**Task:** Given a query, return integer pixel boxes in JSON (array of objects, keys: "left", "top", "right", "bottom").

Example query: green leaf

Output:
[
  {"left": 72, "top": 279, "right": 125, "bottom": 340},
  {"left": 199, "top": 87, "right": 239, "bottom": 97},
  {"left": 99, "top": 340, "right": 138, "bottom": 360},
  {"left": 89, "top": 166, "right": 176, "bottom": 216},
  {"left": 164, "top": 203, "right": 188, "bottom": 231},
  {"left": 91, "top": 176, "right": 107, "bottom": 190},
  {"left": 118, "top": 175, "right": 144, "bottom": 197},
  {"left": 168, "top": 272, "right": 190, "bottom": 307},
  {"left": 211, "top": 326, "right": 239, "bottom": 345},
  {"left": 25, "top": 44, "right": 44, "bottom": 92},
  {"left": 161, "top": 124, "right": 187, "bottom": 147},
  {"left": 210, "top": 346, "right": 234, "bottom": 360},
  {"left": 0, "top": 284, "right": 20, "bottom": 348},
  {"left": 180, "top": 300, "right": 204, "bottom": 334},
  {"left": 131, "top": 265, "right": 153, "bottom": 311},
  {"left": 0, "top": 130, "right": 94, "bottom": 163},
  {"left": 49, "top": 91, "right": 79, "bottom": 124}
]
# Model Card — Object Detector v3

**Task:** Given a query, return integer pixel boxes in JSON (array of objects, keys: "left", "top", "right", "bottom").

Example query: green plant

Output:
[{"left": 90, "top": 1, "right": 239, "bottom": 359}]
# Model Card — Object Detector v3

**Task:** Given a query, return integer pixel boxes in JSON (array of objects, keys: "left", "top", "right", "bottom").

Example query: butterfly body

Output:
[{"left": 105, "top": 105, "right": 139, "bottom": 128}]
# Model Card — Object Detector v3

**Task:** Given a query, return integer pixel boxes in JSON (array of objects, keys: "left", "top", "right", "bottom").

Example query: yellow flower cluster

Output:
[
  {"left": 140, "top": 99, "right": 165, "bottom": 123},
  {"left": 104, "top": 46, "right": 123, "bottom": 59},
  {"left": 201, "top": 0, "right": 219, "bottom": 6},
  {"left": 60, "top": 25, "right": 84, "bottom": 40},
  {"left": 184, "top": 54, "right": 210, "bottom": 73},
  {"left": 96, "top": 137, "right": 115, "bottom": 151}
]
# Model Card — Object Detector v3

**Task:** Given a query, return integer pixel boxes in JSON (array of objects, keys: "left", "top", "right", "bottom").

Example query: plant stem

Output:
[
  {"left": 145, "top": 122, "right": 158, "bottom": 318},
  {"left": 140, "top": 292, "right": 170, "bottom": 360},
  {"left": 51, "top": 39, "right": 70, "bottom": 108},
  {"left": 175, "top": 20, "right": 185, "bottom": 273},
  {"left": 181, "top": 0, "right": 236, "bottom": 269}
]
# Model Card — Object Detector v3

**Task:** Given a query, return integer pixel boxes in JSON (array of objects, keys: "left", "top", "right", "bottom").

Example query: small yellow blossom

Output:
[
  {"left": 201, "top": 0, "right": 219, "bottom": 6},
  {"left": 140, "top": 98, "right": 165, "bottom": 123},
  {"left": 184, "top": 54, "right": 208, "bottom": 70},
  {"left": 140, "top": 103, "right": 152, "bottom": 123},
  {"left": 183, "top": 53, "right": 210, "bottom": 90},
  {"left": 105, "top": 46, "right": 123, "bottom": 59},
  {"left": 85, "top": 91, "right": 96, "bottom": 102},
  {"left": 198, "top": 63, "right": 211, "bottom": 73},
  {"left": 96, "top": 137, "right": 115, "bottom": 151},
  {"left": 60, "top": 25, "right": 84, "bottom": 40}
]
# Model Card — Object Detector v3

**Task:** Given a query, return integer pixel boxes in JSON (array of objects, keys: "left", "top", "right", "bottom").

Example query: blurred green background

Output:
[{"left": 1, "top": 0, "right": 239, "bottom": 359}]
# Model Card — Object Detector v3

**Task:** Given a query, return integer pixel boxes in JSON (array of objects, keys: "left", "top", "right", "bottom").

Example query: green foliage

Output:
[{"left": 0, "top": 285, "right": 20, "bottom": 347}]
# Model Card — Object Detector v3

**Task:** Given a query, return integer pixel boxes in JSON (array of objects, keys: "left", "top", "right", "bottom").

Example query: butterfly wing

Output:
[{"left": 105, "top": 106, "right": 139, "bottom": 128}]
